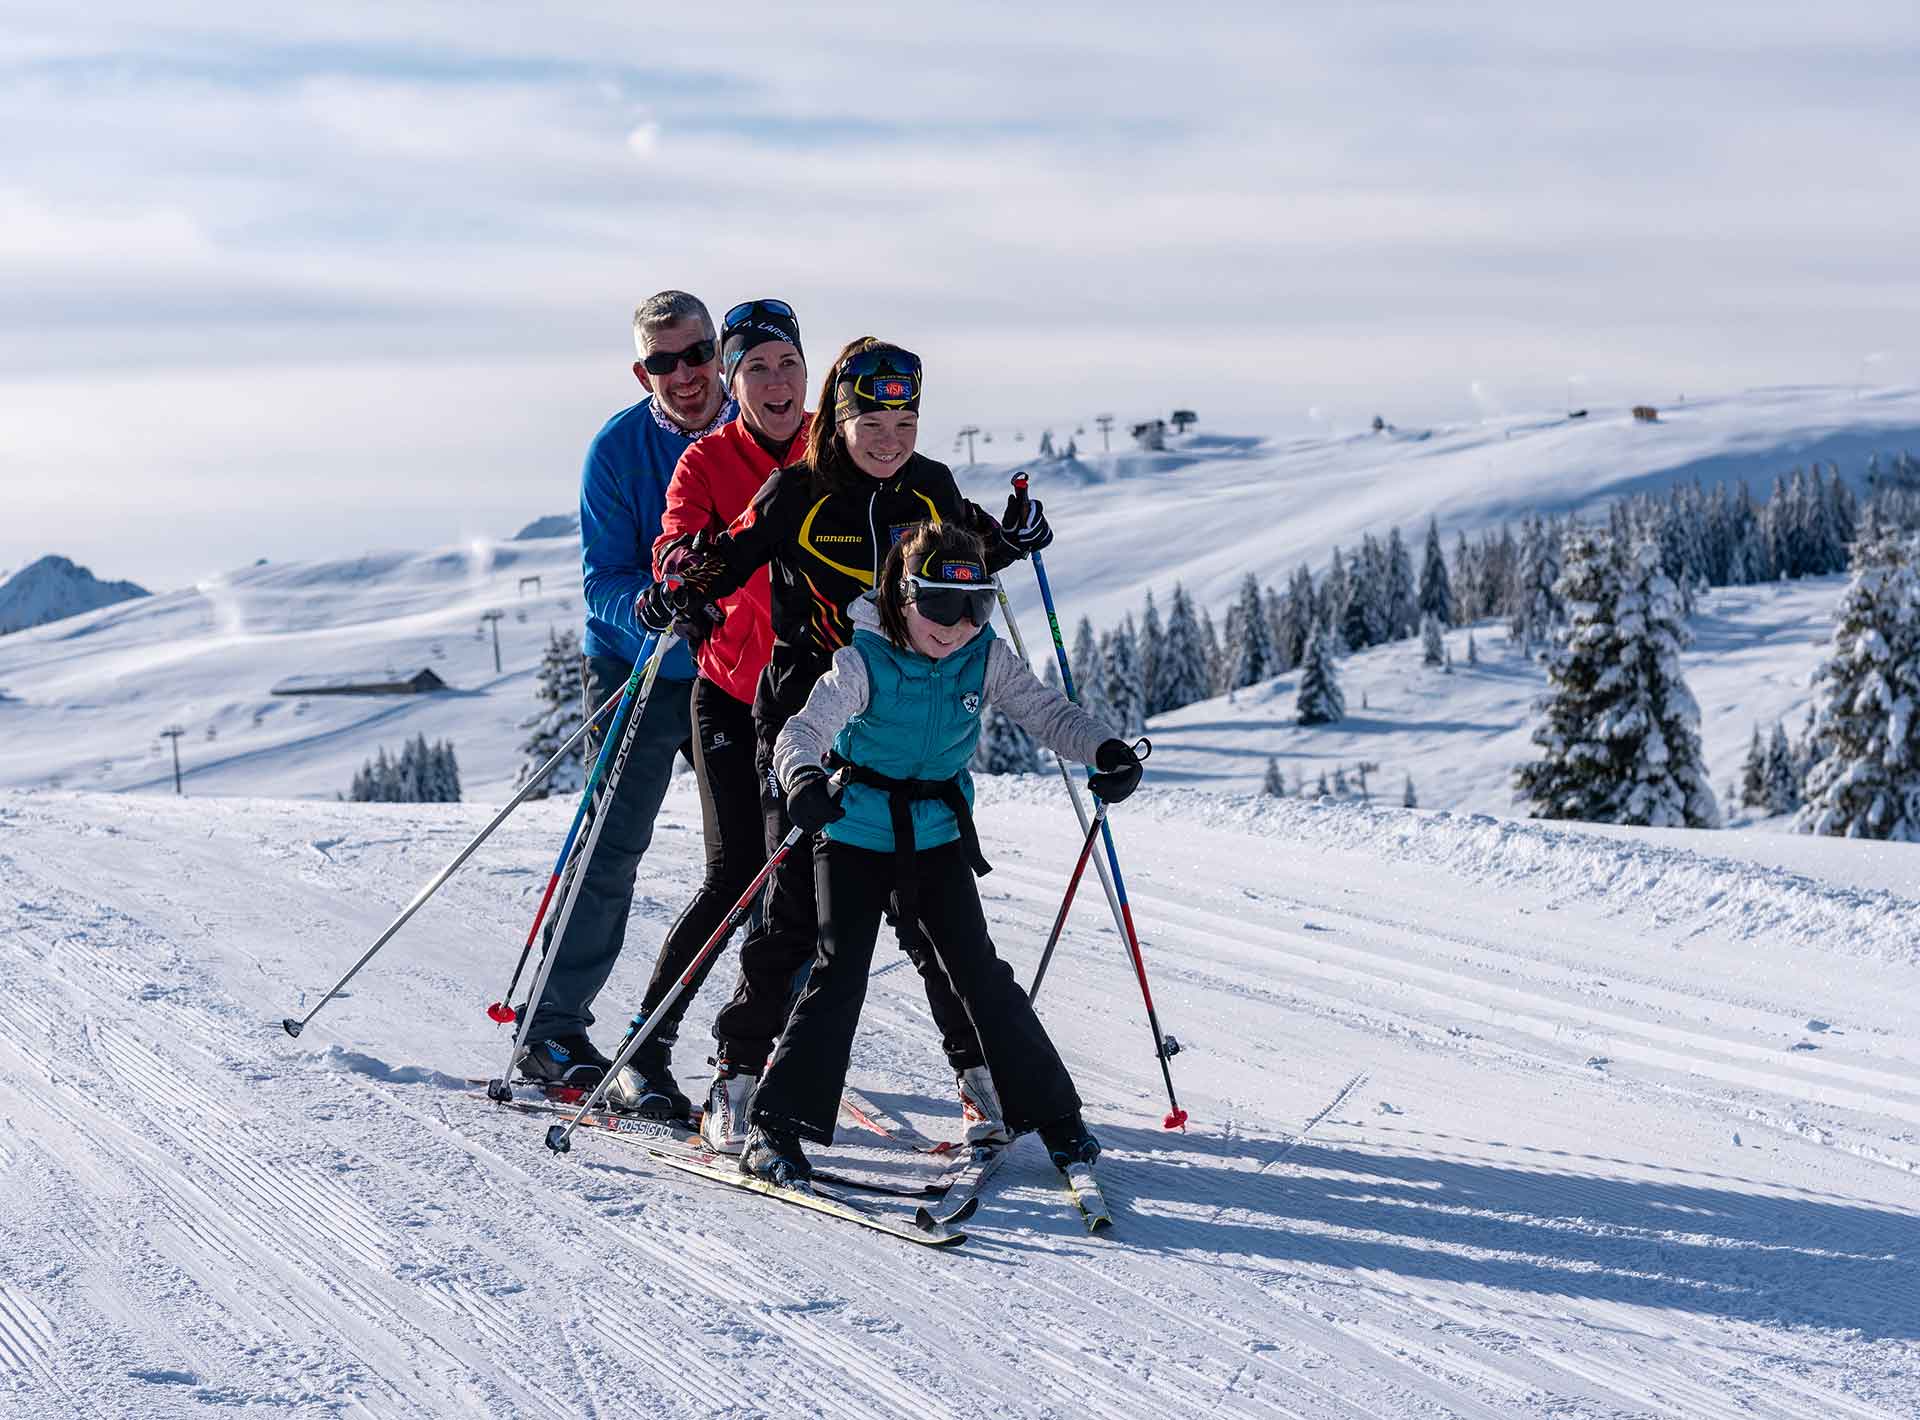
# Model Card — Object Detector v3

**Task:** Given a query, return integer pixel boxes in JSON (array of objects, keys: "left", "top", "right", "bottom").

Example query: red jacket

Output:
[{"left": 653, "top": 412, "right": 812, "bottom": 705}]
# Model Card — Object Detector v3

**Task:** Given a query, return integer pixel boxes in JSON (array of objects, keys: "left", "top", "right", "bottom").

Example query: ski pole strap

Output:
[{"left": 825, "top": 754, "right": 990, "bottom": 948}]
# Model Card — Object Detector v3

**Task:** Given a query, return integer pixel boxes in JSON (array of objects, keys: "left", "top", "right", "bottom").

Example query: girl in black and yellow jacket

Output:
[{"left": 663, "top": 337, "right": 1054, "bottom": 1149}]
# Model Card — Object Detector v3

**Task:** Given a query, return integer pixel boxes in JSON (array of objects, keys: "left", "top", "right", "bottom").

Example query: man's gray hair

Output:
[{"left": 632, "top": 290, "right": 715, "bottom": 356}]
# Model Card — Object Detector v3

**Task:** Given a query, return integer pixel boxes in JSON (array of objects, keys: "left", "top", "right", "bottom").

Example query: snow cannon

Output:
[
  {"left": 281, "top": 1017, "right": 304, "bottom": 1039},
  {"left": 485, "top": 1001, "right": 516, "bottom": 1024},
  {"left": 544, "top": 1125, "right": 572, "bottom": 1154}
]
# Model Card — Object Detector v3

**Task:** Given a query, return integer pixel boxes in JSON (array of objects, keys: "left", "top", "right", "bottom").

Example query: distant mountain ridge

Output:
[{"left": 0, "top": 555, "right": 150, "bottom": 636}]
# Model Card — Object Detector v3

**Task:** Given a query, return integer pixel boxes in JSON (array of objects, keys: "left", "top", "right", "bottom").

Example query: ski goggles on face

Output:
[
  {"left": 904, "top": 567, "right": 995, "bottom": 626},
  {"left": 837, "top": 346, "right": 923, "bottom": 417},
  {"left": 640, "top": 339, "right": 718, "bottom": 375},
  {"left": 724, "top": 298, "right": 796, "bottom": 329}
]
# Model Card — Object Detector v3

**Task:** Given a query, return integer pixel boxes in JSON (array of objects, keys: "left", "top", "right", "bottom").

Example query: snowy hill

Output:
[
  {"left": 2, "top": 783, "right": 1916, "bottom": 1416},
  {"left": 956, "top": 383, "right": 1920, "bottom": 630},
  {"left": 0, "top": 554, "right": 149, "bottom": 636}
]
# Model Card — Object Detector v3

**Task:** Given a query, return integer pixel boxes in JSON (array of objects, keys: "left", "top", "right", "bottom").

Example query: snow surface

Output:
[{"left": 3, "top": 781, "right": 1917, "bottom": 1417}]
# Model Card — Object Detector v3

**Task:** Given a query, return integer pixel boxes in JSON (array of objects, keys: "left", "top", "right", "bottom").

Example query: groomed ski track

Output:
[{"left": 1, "top": 782, "right": 1916, "bottom": 1418}]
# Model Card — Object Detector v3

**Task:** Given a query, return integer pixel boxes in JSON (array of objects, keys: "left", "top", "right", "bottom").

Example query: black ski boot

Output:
[
  {"left": 1038, "top": 1112, "right": 1102, "bottom": 1172},
  {"left": 739, "top": 1125, "right": 813, "bottom": 1186},
  {"left": 516, "top": 1033, "right": 613, "bottom": 1088},
  {"left": 604, "top": 1034, "right": 692, "bottom": 1120}
]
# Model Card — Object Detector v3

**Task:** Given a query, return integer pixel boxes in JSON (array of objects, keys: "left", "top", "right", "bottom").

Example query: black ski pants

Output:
[
  {"left": 709, "top": 713, "right": 982, "bottom": 1074},
  {"left": 631, "top": 678, "right": 766, "bottom": 1047},
  {"left": 524, "top": 657, "right": 693, "bottom": 1040},
  {"left": 749, "top": 839, "right": 1082, "bottom": 1146}
]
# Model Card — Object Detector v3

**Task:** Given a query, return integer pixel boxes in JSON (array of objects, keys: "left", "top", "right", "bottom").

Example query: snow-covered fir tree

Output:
[
  {"left": 1199, "top": 606, "right": 1223, "bottom": 694},
  {"left": 1102, "top": 615, "right": 1147, "bottom": 736},
  {"left": 1386, "top": 527, "right": 1417, "bottom": 640},
  {"left": 1070, "top": 617, "right": 1113, "bottom": 723},
  {"left": 1262, "top": 756, "right": 1286, "bottom": 797},
  {"left": 516, "top": 627, "right": 585, "bottom": 800},
  {"left": 1467, "top": 630, "right": 1479, "bottom": 665},
  {"left": 1277, "top": 566, "right": 1316, "bottom": 666},
  {"left": 1293, "top": 621, "right": 1345, "bottom": 726},
  {"left": 1319, "top": 547, "right": 1350, "bottom": 645},
  {"left": 1515, "top": 531, "right": 1719, "bottom": 827},
  {"left": 1228, "top": 572, "right": 1279, "bottom": 688},
  {"left": 1138, "top": 591, "right": 1163, "bottom": 716},
  {"left": 1796, "top": 527, "right": 1920, "bottom": 839},
  {"left": 1155, "top": 585, "right": 1211, "bottom": 713},
  {"left": 1739, "top": 724, "right": 1768, "bottom": 808},
  {"left": 1419, "top": 516, "right": 1454, "bottom": 627},
  {"left": 1314, "top": 769, "right": 1330, "bottom": 796},
  {"left": 1420, "top": 611, "right": 1444, "bottom": 666},
  {"left": 1331, "top": 765, "right": 1350, "bottom": 797},
  {"left": 1402, "top": 773, "right": 1417, "bottom": 808},
  {"left": 1761, "top": 720, "right": 1800, "bottom": 815},
  {"left": 973, "top": 704, "right": 1042, "bottom": 774},
  {"left": 349, "top": 735, "right": 461, "bottom": 803},
  {"left": 1509, "top": 517, "right": 1562, "bottom": 653}
]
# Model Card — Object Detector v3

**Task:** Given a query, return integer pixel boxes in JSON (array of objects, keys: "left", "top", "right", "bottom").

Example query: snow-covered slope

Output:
[
  {"left": 0, "top": 537, "right": 584, "bottom": 801},
  {"left": 956, "top": 383, "right": 1920, "bottom": 630},
  {"left": 0, "top": 555, "right": 149, "bottom": 636},
  {"left": 1147, "top": 576, "right": 1841, "bottom": 818},
  {"left": 2, "top": 783, "right": 1915, "bottom": 1417}
]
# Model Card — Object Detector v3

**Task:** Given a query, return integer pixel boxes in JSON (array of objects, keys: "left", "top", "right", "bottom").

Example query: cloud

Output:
[{"left": 4, "top": 3, "right": 1920, "bottom": 585}]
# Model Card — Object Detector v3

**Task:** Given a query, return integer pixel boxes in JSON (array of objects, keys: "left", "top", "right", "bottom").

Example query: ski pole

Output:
[
  {"left": 1026, "top": 799, "right": 1107, "bottom": 1002},
  {"left": 544, "top": 774, "right": 845, "bottom": 1153},
  {"left": 487, "top": 630, "right": 677, "bottom": 1101},
  {"left": 487, "top": 634, "right": 659, "bottom": 1024},
  {"left": 1009, "top": 471, "right": 1188, "bottom": 1130},
  {"left": 281, "top": 676, "right": 629, "bottom": 1040}
]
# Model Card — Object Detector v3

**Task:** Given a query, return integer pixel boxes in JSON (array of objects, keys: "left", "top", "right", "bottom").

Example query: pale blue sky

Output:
[{"left": 5, "top": 3, "right": 1917, "bottom": 587}]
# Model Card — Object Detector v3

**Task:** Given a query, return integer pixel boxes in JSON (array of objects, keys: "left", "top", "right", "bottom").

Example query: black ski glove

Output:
[
  {"left": 786, "top": 767, "right": 845, "bottom": 833},
  {"left": 635, "top": 580, "right": 677, "bottom": 634},
  {"left": 1088, "top": 738, "right": 1144, "bottom": 804},
  {"left": 661, "top": 578, "right": 727, "bottom": 645},
  {"left": 1001, "top": 491, "right": 1053, "bottom": 554}
]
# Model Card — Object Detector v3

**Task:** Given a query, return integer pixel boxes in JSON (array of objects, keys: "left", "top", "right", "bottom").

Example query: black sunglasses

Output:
[{"left": 640, "top": 339, "right": 717, "bottom": 376}]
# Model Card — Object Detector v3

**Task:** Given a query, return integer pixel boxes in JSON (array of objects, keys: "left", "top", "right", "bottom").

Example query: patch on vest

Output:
[{"left": 962, "top": 691, "right": 981, "bottom": 715}]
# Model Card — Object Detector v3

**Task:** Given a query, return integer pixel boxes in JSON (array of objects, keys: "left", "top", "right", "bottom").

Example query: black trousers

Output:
[
  {"left": 709, "top": 713, "right": 982, "bottom": 1074},
  {"left": 750, "top": 839, "right": 1082, "bottom": 1146},
  {"left": 524, "top": 658, "right": 693, "bottom": 1039},
  {"left": 632, "top": 678, "right": 765, "bottom": 1045}
]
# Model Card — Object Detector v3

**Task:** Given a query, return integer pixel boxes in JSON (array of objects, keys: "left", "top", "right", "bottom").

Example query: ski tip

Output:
[
  {"left": 946, "top": 1195, "right": 981, "bottom": 1225},
  {"left": 544, "top": 1124, "right": 572, "bottom": 1154},
  {"left": 1086, "top": 1213, "right": 1114, "bottom": 1234},
  {"left": 485, "top": 1002, "right": 516, "bottom": 1024},
  {"left": 280, "top": 1017, "right": 304, "bottom": 1039},
  {"left": 1163, "top": 1108, "right": 1189, "bottom": 1131}
]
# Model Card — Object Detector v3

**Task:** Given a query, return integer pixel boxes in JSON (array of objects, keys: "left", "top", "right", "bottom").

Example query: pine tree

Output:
[
  {"left": 1294, "top": 621, "right": 1346, "bottom": 726},
  {"left": 1739, "top": 724, "right": 1767, "bottom": 808},
  {"left": 1796, "top": 527, "right": 1920, "bottom": 839},
  {"left": 1229, "top": 573, "right": 1278, "bottom": 688},
  {"left": 1419, "top": 516, "right": 1454, "bottom": 628},
  {"left": 1262, "top": 756, "right": 1286, "bottom": 797},
  {"left": 1515, "top": 532, "right": 1720, "bottom": 827},
  {"left": 1761, "top": 721, "right": 1798, "bottom": 815},
  {"left": 1138, "top": 591, "right": 1163, "bottom": 715},
  {"left": 1332, "top": 765, "right": 1350, "bottom": 797},
  {"left": 1320, "top": 548, "right": 1350, "bottom": 646},
  {"left": 973, "top": 704, "right": 1042, "bottom": 774},
  {"left": 1467, "top": 631, "right": 1479, "bottom": 665},
  {"left": 1314, "top": 769, "right": 1330, "bottom": 796},
  {"left": 1070, "top": 617, "right": 1113, "bottom": 723},
  {"left": 436, "top": 740, "right": 462, "bottom": 802},
  {"left": 1420, "top": 611, "right": 1444, "bottom": 666},
  {"left": 1103, "top": 616, "right": 1147, "bottom": 736},
  {"left": 516, "top": 627, "right": 586, "bottom": 800},
  {"left": 1156, "top": 584, "right": 1210, "bottom": 712},
  {"left": 1200, "top": 606, "right": 1223, "bottom": 695},
  {"left": 1386, "top": 526, "right": 1418, "bottom": 640},
  {"left": 1402, "top": 773, "right": 1417, "bottom": 808},
  {"left": 1509, "top": 518, "right": 1562, "bottom": 652}
]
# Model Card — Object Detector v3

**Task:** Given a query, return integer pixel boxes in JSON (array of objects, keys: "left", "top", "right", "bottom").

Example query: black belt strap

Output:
[{"left": 826, "top": 753, "right": 991, "bottom": 948}]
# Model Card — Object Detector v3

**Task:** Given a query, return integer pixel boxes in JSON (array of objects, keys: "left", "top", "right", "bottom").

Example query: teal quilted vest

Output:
[{"left": 826, "top": 624, "right": 995, "bottom": 852}]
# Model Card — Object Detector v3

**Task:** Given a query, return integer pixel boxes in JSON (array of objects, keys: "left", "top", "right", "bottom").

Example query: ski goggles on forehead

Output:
[
  {"left": 639, "top": 339, "right": 717, "bottom": 375},
  {"left": 724, "top": 298, "right": 796, "bottom": 329},
  {"left": 842, "top": 347, "right": 922, "bottom": 410},
  {"left": 904, "top": 566, "right": 995, "bottom": 626}
]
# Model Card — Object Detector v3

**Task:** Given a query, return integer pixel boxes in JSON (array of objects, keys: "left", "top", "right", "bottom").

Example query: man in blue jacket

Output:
[{"left": 518, "top": 290, "right": 736, "bottom": 1086}]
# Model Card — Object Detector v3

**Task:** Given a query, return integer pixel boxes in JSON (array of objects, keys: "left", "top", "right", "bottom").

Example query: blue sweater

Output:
[{"left": 579, "top": 395, "right": 734, "bottom": 676}]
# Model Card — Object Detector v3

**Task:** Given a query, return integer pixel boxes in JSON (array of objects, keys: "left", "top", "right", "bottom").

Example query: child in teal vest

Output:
[{"left": 742, "top": 522, "right": 1146, "bottom": 1185}]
